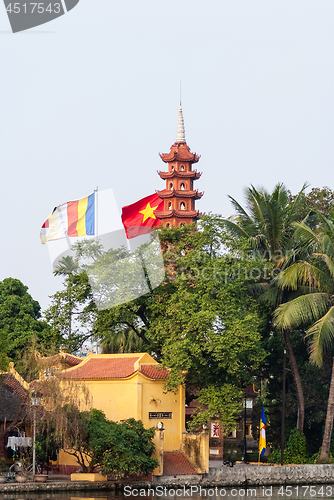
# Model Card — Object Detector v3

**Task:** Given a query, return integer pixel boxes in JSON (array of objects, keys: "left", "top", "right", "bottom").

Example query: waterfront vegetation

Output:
[{"left": 2, "top": 185, "right": 334, "bottom": 465}]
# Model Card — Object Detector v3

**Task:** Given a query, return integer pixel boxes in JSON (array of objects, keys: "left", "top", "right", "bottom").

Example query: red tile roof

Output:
[
  {"left": 1, "top": 374, "right": 27, "bottom": 399},
  {"left": 159, "top": 143, "right": 200, "bottom": 164},
  {"left": 62, "top": 353, "right": 83, "bottom": 367},
  {"left": 140, "top": 365, "right": 170, "bottom": 379},
  {"left": 62, "top": 357, "right": 140, "bottom": 379},
  {"left": 163, "top": 452, "right": 198, "bottom": 475},
  {"left": 0, "top": 374, "right": 28, "bottom": 422}
]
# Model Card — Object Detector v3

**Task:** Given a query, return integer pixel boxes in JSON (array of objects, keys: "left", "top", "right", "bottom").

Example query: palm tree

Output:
[
  {"left": 54, "top": 256, "right": 79, "bottom": 341},
  {"left": 100, "top": 327, "right": 145, "bottom": 353},
  {"left": 54, "top": 255, "right": 79, "bottom": 276},
  {"left": 274, "top": 213, "right": 334, "bottom": 461},
  {"left": 223, "top": 183, "right": 307, "bottom": 433},
  {"left": 223, "top": 183, "right": 307, "bottom": 265}
]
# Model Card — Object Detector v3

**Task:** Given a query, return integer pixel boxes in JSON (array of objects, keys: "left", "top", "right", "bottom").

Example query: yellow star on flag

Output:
[{"left": 139, "top": 202, "right": 158, "bottom": 222}]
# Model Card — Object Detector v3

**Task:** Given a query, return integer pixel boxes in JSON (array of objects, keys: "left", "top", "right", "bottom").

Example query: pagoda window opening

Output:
[
  {"left": 180, "top": 223, "right": 185, "bottom": 227},
  {"left": 166, "top": 223, "right": 171, "bottom": 228},
  {"left": 180, "top": 202, "right": 186, "bottom": 210},
  {"left": 168, "top": 202, "right": 172, "bottom": 210},
  {"left": 170, "top": 182, "right": 173, "bottom": 190},
  {"left": 180, "top": 183, "right": 185, "bottom": 190},
  {"left": 180, "top": 165, "right": 185, "bottom": 171}
]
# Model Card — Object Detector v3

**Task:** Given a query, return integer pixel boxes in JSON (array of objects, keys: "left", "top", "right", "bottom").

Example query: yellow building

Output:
[{"left": 58, "top": 352, "right": 187, "bottom": 475}]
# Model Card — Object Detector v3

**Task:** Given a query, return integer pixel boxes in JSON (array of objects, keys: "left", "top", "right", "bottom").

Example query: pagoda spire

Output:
[
  {"left": 156, "top": 106, "right": 203, "bottom": 228},
  {"left": 176, "top": 106, "right": 186, "bottom": 143}
]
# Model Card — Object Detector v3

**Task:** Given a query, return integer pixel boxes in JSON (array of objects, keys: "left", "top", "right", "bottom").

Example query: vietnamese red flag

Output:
[{"left": 121, "top": 193, "right": 164, "bottom": 239}]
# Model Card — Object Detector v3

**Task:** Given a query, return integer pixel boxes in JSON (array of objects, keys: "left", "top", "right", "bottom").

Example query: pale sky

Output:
[{"left": 1, "top": 0, "right": 333, "bottom": 310}]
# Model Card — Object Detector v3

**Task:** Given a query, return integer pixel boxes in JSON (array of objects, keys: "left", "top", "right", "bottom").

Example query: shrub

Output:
[{"left": 267, "top": 428, "right": 307, "bottom": 464}]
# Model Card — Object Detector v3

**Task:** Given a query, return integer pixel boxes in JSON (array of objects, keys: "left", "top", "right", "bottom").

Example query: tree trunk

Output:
[
  {"left": 319, "top": 356, "right": 334, "bottom": 462},
  {"left": 284, "top": 330, "right": 304, "bottom": 434}
]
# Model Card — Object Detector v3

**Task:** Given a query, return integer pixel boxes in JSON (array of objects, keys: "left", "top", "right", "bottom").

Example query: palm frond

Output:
[
  {"left": 288, "top": 182, "right": 308, "bottom": 221},
  {"left": 246, "top": 186, "right": 267, "bottom": 230},
  {"left": 248, "top": 233, "right": 268, "bottom": 251},
  {"left": 317, "top": 211, "right": 334, "bottom": 233},
  {"left": 220, "top": 219, "right": 250, "bottom": 239},
  {"left": 306, "top": 306, "right": 334, "bottom": 366},
  {"left": 278, "top": 262, "right": 320, "bottom": 290},
  {"left": 322, "top": 234, "right": 334, "bottom": 261},
  {"left": 312, "top": 253, "right": 334, "bottom": 281},
  {"left": 247, "top": 282, "right": 270, "bottom": 299},
  {"left": 227, "top": 196, "right": 252, "bottom": 222},
  {"left": 260, "top": 285, "right": 283, "bottom": 308},
  {"left": 273, "top": 293, "right": 331, "bottom": 331},
  {"left": 293, "top": 222, "right": 319, "bottom": 249}
]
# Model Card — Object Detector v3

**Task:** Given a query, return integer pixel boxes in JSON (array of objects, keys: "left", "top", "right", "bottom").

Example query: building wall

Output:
[
  {"left": 58, "top": 359, "right": 185, "bottom": 474},
  {"left": 181, "top": 431, "right": 209, "bottom": 474},
  {"left": 85, "top": 379, "right": 139, "bottom": 422},
  {"left": 75, "top": 374, "right": 184, "bottom": 452}
]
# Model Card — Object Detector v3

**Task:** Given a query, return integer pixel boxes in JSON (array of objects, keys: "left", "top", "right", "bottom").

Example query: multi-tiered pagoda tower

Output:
[{"left": 155, "top": 107, "right": 203, "bottom": 227}]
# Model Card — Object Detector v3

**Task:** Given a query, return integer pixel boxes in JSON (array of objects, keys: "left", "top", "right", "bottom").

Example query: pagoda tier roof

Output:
[
  {"left": 156, "top": 189, "right": 204, "bottom": 200},
  {"left": 159, "top": 142, "right": 200, "bottom": 164},
  {"left": 157, "top": 170, "right": 202, "bottom": 180},
  {"left": 155, "top": 209, "right": 199, "bottom": 219}
]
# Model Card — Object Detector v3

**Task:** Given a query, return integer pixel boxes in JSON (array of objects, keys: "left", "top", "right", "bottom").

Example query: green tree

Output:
[
  {"left": 274, "top": 212, "right": 334, "bottom": 461},
  {"left": 0, "top": 278, "right": 52, "bottom": 372},
  {"left": 100, "top": 417, "right": 158, "bottom": 478},
  {"left": 222, "top": 183, "right": 307, "bottom": 264},
  {"left": 81, "top": 218, "right": 267, "bottom": 432},
  {"left": 222, "top": 183, "right": 307, "bottom": 433},
  {"left": 54, "top": 256, "right": 80, "bottom": 341},
  {"left": 100, "top": 327, "right": 145, "bottom": 353},
  {"left": 45, "top": 218, "right": 266, "bottom": 434},
  {"left": 289, "top": 187, "right": 334, "bottom": 223},
  {"left": 46, "top": 406, "right": 158, "bottom": 477},
  {"left": 257, "top": 327, "right": 331, "bottom": 454},
  {"left": 0, "top": 335, "right": 9, "bottom": 371},
  {"left": 44, "top": 256, "right": 96, "bottom": 353}
]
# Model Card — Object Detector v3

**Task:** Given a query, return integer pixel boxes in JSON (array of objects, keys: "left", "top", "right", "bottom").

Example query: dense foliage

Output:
[
  {"left": 0, "top": 278, "right": 53, "bottom": 375},
  {"left": 66, "top": 217, "right": 268, "bottom": 432},
  {"left": 42, "top": 406, "right": 158, "bottom": 477},
  {"left": 4, "top": 184, "right": 334, "bottom": 464}
]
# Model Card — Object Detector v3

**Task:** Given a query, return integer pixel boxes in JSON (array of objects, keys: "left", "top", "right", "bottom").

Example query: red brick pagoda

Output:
[{"left": 155, "top": 106, "right": 203, "bottom": 227}]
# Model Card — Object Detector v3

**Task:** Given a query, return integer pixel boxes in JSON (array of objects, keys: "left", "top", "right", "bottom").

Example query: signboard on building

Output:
[
  {"left": 210, "top": 421, "right": 220, "bottom": 438},
  {"left": 149, "top": 412, "right": 172, "bottom": 419}
]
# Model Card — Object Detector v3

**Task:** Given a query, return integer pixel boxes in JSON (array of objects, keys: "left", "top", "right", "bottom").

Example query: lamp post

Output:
[
  {"left": 31, "top": 394, "right": 41, "bottom": 482},
  {"left": 242, "top": 391, "right": 248, "bottom": 463},
  {"left": 157, "top": 422, "right": 164, "bottom": 476}
]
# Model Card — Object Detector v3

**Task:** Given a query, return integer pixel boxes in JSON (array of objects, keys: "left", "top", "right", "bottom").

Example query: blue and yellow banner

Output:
[{"left": 259, "top": 406, "right": 266, "bottom": 456}]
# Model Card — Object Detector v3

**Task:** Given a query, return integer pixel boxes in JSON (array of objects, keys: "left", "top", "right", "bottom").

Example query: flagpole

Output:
[
  {"left": 258, "top": 424, "right": 261, "bottom": 467},
  {"left": 258, "top": 410, "right": 261, "bottom": 466},
  {"left": 95, "top": 186, "right": 98, "bottom": 242}
]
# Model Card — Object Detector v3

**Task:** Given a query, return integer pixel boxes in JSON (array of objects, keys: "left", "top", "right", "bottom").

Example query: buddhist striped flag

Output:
[
  {"left": 40, "top": 193, "right": 95, "bottom": 244},
  {"left": 259, "top": 406, "right": 266, "bottom": 457}
]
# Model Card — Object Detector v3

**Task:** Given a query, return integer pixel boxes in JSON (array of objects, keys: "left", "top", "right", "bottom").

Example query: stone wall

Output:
[
  {"left": 153, "top": 463, "right": 334, "bottom": 486},
  {"left": 181, "top": 431, "right": 209, "bottom": 474},
  {"left": 204, "top": 464, "right": 334, "bottom": 486}
]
